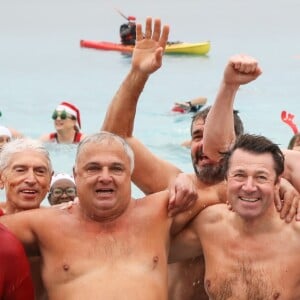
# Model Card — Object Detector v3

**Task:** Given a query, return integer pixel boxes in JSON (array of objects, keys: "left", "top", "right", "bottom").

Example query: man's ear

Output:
[{"left": 73, "top": 166, "right": 76, "bottom": 179}]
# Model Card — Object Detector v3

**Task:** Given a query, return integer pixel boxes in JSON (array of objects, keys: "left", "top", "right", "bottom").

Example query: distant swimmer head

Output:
[
  {"left": 0, "top": 126, "right": 12, "bottom": 149},
  {"left": 48, "top": 173, "right": 76, "bottom": 205}
]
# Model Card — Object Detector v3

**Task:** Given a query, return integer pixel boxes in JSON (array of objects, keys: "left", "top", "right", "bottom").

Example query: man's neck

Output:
[{"left": 234, "top": 206, "right": 280, "bottom": 235}]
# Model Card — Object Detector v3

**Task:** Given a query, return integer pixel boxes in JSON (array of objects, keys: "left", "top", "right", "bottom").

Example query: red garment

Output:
[
  {"left": 49, "top": 131, "right": 82, "bottom": 143},
  {"left": 0, "top": 209, "right": 3, "bottom": 217},
  {"left": 0, "top": 223, "right": 34, "bottom": 300}
]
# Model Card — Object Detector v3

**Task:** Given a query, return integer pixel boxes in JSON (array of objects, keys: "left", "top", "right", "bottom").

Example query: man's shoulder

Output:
[{"left": 197, "top": 203, "right": 229, "bottom": 224}]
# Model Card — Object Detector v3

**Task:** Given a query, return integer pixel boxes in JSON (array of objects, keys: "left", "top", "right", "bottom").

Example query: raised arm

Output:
[
  {"left": 203, "top": 54, "right": 262, "bottom": 162},
  {"left": 102, "top": 18, "right": 184, "bottom": 194},
  {"left": 102, "top": 17, "right": 169, "bottom": 138}
]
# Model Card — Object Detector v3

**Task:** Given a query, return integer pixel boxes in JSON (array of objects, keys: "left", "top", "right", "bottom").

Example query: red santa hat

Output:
[
  {"left": 128, "top": 16, "right": 136, "bottom": 21},
  {"left": 56, "top": 101, "right": 81, "bottom": 129}
]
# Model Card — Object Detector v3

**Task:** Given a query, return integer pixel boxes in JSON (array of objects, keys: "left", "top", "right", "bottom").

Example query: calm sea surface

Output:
[{"left": 0, "top": 0, "right": 300, "bottom": 202}]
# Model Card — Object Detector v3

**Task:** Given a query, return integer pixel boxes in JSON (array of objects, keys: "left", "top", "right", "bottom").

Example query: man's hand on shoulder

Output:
[
  {"left": 276, "top": 178, "right": 300, "bottom": 222},
  {"left": 168, "top": 172, "right": 198, "bottom": 217}
]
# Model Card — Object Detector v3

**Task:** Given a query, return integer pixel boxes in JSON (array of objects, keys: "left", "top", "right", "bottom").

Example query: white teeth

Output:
[
  {"left": 23, "top": 190, "right": 36, "bottom": 194},
  {"left": 240, "top": 197, "right": 258, "bottom": 202}
]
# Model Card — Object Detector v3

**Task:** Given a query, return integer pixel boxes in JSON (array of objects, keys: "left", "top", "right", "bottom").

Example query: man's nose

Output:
[{"left": 242, "top": 177, "right": 257, "bottom": 192}]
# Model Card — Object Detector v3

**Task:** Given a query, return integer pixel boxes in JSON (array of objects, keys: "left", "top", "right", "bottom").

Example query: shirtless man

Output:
[
  {"left": 0, "top": 132, "right": 214, "bottom": 300},
  {"left": 170, "top": 133, "right": 300, "bottom": 299},
  {"left": 0, "top": 138, "right": 53, "bottom": 300},
  {"left": 102, "top": 18, "right": 299, "bottom": 299},
  {"left": 0, "top": 138, "right": 52, "bottom": 214}
]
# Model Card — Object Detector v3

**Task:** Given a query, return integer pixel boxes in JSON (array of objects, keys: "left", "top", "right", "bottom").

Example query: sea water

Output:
[{"left": 0, "top": 0, "right": 300, "bottom": 203}]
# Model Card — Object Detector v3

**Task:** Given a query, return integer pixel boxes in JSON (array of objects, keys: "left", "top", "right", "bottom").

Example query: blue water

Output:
[{"left": 0, "top": 0, "right": 300, "bottom": 202}]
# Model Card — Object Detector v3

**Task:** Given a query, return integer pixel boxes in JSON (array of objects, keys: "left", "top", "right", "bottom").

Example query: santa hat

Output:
[
  {"left": 128, "top": 16, "right": 136, "bottom": 21},
  {"left": 0, "top": 126, "right": 12, "bottom": 138},
  {"left": 56, "top": 101, "right": 81, "bottom": 129},
  {"left": 50, "top": 173, "right": 75, "bottom": 188}
]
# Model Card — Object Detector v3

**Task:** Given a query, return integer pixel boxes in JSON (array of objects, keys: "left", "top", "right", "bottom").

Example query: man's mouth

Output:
[
  {"left": 21, "top": 189, "right": 37, "bottom": 195},
  {"left": 95, "top": 188, "right": 114, "bottom": 196},
  {"left": 239, "top": 197, "right": 259, "bottom": 203},
  {"left": 197, "top": 153, "right": 214, "bottom": 165}
]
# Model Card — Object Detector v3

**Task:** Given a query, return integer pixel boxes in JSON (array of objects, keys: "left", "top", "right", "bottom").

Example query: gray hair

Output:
[
  {"left": 75, "top": 132, "right": 135, "bottom": 173},
  {"left": 0, "top": 138, "right": 53, "bottom": 173}
]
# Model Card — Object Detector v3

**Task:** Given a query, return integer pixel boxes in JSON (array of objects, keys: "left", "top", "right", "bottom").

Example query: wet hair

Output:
[
  {"left": 190, "top": 106, "right": 244, "bottom": 137},
  {"left": 75, "top": 131, "right": 135, "bottom": 173},
  {"left": 0, "top": 138, "right": 53, "bottom": 173},
  {"left": 287, "top": 133, "right": 300, "bottom": 150},
  {"left": 222, "top": 134, "right": 284, "bottom": 181}
]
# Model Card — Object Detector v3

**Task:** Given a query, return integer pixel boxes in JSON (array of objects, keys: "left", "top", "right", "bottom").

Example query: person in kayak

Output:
[{"left": 120, "top": 16, "right": 136, "bottom": 45}]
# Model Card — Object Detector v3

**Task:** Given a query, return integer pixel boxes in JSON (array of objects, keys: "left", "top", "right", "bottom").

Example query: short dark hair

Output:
[
  {"left": 190, "top": 106, "right": 244, "bottom": 137},
  {"left": 222, "top": 134, "right": 284, "bottom": 180}
]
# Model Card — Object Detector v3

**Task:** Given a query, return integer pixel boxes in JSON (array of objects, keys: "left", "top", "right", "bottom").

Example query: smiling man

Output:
[
  {"left": 0, "top": 138, "right": 53, "bottom": 214},
  {"left": 0, "top": 132, "right": 207, "bottom": 300},
  {"left": 170, "top": 134, "right": 300, "bottom": 299},
  {"left": 0, "top": 138, "right": 53, "bottom": 300}
]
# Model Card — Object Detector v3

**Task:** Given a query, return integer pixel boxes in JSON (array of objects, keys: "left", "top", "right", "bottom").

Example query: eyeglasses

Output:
[
  {"left": 51, "top": 187, "right": 76, "bottom": 197},
  {"left": 52, "top": 110, "right": 76, "bottom": 121}
]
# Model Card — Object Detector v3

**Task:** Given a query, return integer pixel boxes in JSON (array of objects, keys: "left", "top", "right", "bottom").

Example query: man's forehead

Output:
[
  {"left": 193, "top": 117, "right": 205, "bottom": 127},
  {"left": 79, "top": 142, "right": 129, "bottom": 161},
  {"left": 192, "top": 117, "right": 205, "bottom": 132},
  {"left": 8, "top": 150, "right": 48, "bottom": 166},
  {"left": 229, "top": 149, "right": 274, "bottom": 170},
  {"left": 81, "top": 140, "right": 125, "bottom": 154}
]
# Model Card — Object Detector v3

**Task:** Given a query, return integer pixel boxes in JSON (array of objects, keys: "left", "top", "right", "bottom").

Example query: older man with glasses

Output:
[{"left": 47, "top": 173, "right": 77, "bottom": 205}]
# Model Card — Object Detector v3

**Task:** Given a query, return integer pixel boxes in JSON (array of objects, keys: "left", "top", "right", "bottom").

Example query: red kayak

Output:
[{"left": 80, "top": 40, "right": 133, "bottom": 53}]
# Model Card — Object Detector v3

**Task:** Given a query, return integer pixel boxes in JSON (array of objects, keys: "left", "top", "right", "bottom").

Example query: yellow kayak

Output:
[{"left": 165, "top": 41, "right": 210, "bottom": 55}]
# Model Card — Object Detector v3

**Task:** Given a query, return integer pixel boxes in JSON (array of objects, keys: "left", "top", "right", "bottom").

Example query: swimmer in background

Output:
[
  {"left": 280, "top": 110, "right": 300, "bottom": 151},
  {"left": 172, "top": 96, "right": 207, "bottom": 113},
  {"left": 288, "top": 133, "right": 300, "bottom": 151},
  {"left": 47, "top": 173, "right": 77, "bottom": 205},
  {"left": 0, "top": 110, "right": 23, "bottom": 142},
  {"left": 39, "top": 101, "right": 85, "bottom": 144},
  {"left": 0, "top": 126, "right": 12, "bottom": 150}
]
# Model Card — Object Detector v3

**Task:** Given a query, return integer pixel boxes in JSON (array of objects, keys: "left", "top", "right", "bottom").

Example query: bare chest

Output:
[
  {"left": 41, "top": 215, "right": 170, "bottom": 288},
  {"left": 202, "top": 235, "right": 300, "bottom": 299}
]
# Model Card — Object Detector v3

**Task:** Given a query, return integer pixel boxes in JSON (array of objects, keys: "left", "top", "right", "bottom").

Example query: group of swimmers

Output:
[{"left": 1, "top": 17, "right": 300, "bottom": 300}]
